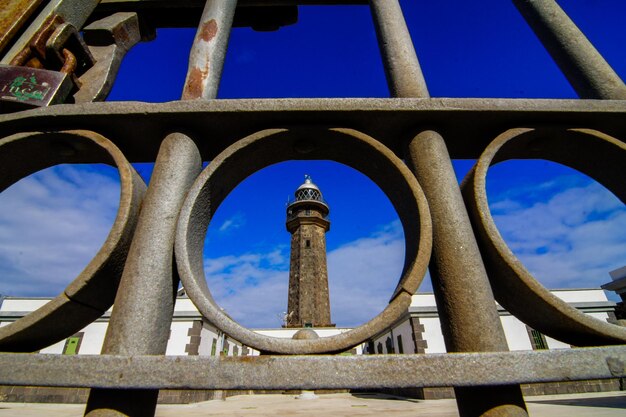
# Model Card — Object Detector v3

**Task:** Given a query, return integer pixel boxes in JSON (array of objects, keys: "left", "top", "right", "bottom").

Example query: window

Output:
[
  {"left": 305, "top": 209, "right": 311, "bottom": 216},
  {"left": 385, "top": 336, "right": 395, "bottom": 354},
  {"left": 528, "top": 327, "right": 548, "bottom": 350},
  {"left": 305, "top": 240, "right": 311, "bottom": 248},
  {"left": 304, "top": 322, "right": 313, "bottom": 328},
  {"left": 63, "top": 332, "right": 84, "bottom": 355},
  {"left": 210, "top": 339, "right": 217, "bottom": 356},
  {"left": 397, "top": 335, "right": 404, "bottom": 354}
]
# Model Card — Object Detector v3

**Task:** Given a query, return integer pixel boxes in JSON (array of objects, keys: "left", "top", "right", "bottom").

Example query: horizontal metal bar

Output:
[
  {"left": 93, "top": 0, "right": 367, "bottom": 28},
  {"left": 1, "top": 346, "right": 624, "bottom": 390},
  {"left": 97, "top": 0, "right": 368, "bottom": 9},
  {"left": 1, "top": 98, "right": 625, "bottom": 160}
]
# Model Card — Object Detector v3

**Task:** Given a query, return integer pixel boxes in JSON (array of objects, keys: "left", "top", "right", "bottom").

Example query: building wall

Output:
[
  {"left": 369, "top": 320, "right": 415, "bottom": 354},
  {"left": 366, "top": 290, "right": 621, "bottom": 399},
  {"left": 198, "top": 322, "right": 220, "bottom": 356},
  {"left": 369, "top": 290, "right": 615, "bottom": 355},
  {"left": 421, "top": 317, "right": 446, "bottom": 354},
  {"left": 167, "top": 321, "right": 192, "bottom": 356},
  {"left": 501, "top": 316, "right": 533, "bottom": 351},
  {"left": 0, "top": 290, "right": 616, "bottom": 358},
  {"left": 74, "top": 322, "right": 108, "bottom": 355},
  {"left": 0, "top": 289, "right": 620, "bottom": 402}
]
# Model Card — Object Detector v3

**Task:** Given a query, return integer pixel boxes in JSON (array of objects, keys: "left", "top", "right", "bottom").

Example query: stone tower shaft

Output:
[{"left": 285, "top": 176, "right": 333, "bottom": 328}]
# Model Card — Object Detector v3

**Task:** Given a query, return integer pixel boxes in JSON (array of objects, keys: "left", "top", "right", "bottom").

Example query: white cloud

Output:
[
  {"left": 218, "top": 213, "right": 246, "bottom": 233},
  {"left": 0, "top": 164, "right": 412, "bottom": 329},
  {"left": 197, "top": 222, "right": 404, "bottom": 328},
  {"left": 4, "top": 163, "right": 620, "bottom": 331},
  {"left": 327, "top": 221, "right": 405, "bottom": 327},
  {"left": 203, "top": 251, "right": 290, "bottom": 328},
  {"left": 202, "top": 221, "right": 408, "bottom": 328},
  {"left": 0, "top": 165, "right": 120, "bottom": 297},
  {"left": 490, "top": 180, "right": 626, "bottom": 290}
]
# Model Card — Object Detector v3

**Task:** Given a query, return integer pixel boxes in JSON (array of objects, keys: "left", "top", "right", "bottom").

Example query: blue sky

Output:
[{"left": 0, "top": 1, "right": 625, "bottom": 328}]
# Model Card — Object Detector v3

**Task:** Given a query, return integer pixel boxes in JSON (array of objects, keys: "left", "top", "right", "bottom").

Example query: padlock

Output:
[{"left": 0, "top": 48, "right": 77, "bottom": 113}]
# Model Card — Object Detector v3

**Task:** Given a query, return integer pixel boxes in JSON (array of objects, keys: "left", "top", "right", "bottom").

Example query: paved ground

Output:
[{"left": 0, "top": 391, "right": 624, "bottom": 416}]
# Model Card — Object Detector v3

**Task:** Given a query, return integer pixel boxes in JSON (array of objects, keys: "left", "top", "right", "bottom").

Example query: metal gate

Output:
[{"left": 1, "top": 1, "right": 625, "bottom": 416}]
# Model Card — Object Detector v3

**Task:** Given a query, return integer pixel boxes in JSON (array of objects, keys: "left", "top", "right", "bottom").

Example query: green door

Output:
[{"left": 64, "top": 336, "right": 80, "bottom": 355}]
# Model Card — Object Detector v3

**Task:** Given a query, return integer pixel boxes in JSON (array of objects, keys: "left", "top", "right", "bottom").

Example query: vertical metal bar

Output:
[
  {"left": 512, "top": 0, "right": 626, "bottom": 99},
  {"left": 369, "top": 1, "right": 527, "bottom": 415},
  {"left": 85, "top": 1, "right": 237, "bottom": 414},
  {"left": 406, "top": 132, "right": 527, "bottom": 417},
  {"left": 182, "top": 0, "right": 238, "bottom": 100},
  {"left": 84, "top": 133, "right": 202, "bottom": 417},
  {"left": 369, "top": 0, "right": 428, "bottom": 98}
]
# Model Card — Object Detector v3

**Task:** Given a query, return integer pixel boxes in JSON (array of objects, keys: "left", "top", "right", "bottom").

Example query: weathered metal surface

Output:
[
  {"left": 75, "top": 13, "right": 142, "bottom": 102},
  {"left": 0, "top": 347, "right": 624, "bottom": 389},
  {"left": 0, "top": 130, "right": 146, "bottom": 352},
  {"left": 0, "top": 2, "right": 624, "bottom": 417},
  {"left": 369, "top": 0, "right": 428, "bottom": 98},
  {"left": 92, "top": 2, "right": 298, "bottom": 32},
  {"left": 85, "top": 132, "right": 201, "bottom": 416},
  {"left": 371, "top": 1, "right": 527, "bottom": 415},
  {"left": 1, "top": 98, "right": 626, "bottom": 160},
  {"left": 406, "top": 132, "right": 512, "bottom": 353},
  {"left": 182, "top": 0, "right": 237, "bottom": 100},
  {"left": 462, "top": 127, "right": 626, "bottom": 346},
  {"left": 83, "top": 4, "right": 214, "bottom": 414},
  {"left": 175, "top": 127, "right": 432, "bottom": 354},
  {"left": 406, "top": 131, "right": 527, "bottom": 417},
  {"left": 45, "top": 22, "right": 96, "bottom": 78},
  {"left": 0, "top": 0, "right": 45, "bottom": 55},
  {"left": 97, "top": 0, "right": 367, "bottom": 9},
  {"left": 97, "top": 132, "right": 201, "bottom": 356},
  {"left": 513, "top": 0, "right": 626, "bottom": 100},
  {"left": 1, "top": 0, "right": 100, "bottom": 65}
]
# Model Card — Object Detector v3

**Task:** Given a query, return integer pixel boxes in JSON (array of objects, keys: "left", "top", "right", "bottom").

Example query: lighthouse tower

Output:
[{"left": 285, "top": 175, "right": 333, "bottom": 328}]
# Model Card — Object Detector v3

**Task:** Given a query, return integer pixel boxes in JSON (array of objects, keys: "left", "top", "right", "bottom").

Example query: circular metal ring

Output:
[
  {"left": 0, "top": 130, "right": 146, "bottom": 352},
  {"left": 462, "top": 127, "right": 626, "bottom": 346},
  {"left": 176, "top": 128, "right": 432, "bottom": 354}
]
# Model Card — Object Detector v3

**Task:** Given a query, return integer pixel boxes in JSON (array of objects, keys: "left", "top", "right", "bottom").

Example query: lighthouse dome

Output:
[{"left": 294, "top": 175, "right": 324, "bottom": 202}]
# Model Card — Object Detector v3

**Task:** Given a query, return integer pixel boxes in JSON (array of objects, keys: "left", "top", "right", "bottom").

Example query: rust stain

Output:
[
  {"left": 182, "top": 66, "right": 207, "bottom": 100},
  {"left": 116, "top": 27, "right": 131, "bottom": 44},
  {"left": 9, "top": 14, "right": 63, "bottom": 67},
  {"left": 0, "top": 0, "right": 45, "bottom": 54},
  {"left": 199, "top": 19, "right": 218, "bottom": 42}
]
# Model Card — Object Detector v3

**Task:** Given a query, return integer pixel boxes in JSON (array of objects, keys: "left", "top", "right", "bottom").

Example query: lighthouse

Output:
[{"left": 285, "top": 175, "right": 333, "bottom": 328}]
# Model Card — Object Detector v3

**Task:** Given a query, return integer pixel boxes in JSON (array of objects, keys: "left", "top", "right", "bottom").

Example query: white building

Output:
[
  {"left": 0, "top": 291, "right": 357, "bottom": 357},
  {"left": 0, "top": 287, "right": 621, "bottom": 401},
  {"left": 0, "top": 288, "right": 617, "bottom": 357},
  {"left": 366, "top": 289, "right": 617, "bottom": 355}
]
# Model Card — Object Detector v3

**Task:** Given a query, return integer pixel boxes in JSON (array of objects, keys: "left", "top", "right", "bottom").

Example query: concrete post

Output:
[
  {"left": 370, "top": 0, "right": 527, "bottom": 415},
  {"left": 406, "top": 131, "right": 527, "bottom": 417},
  {"left": 85, "top": 2, "right": 235, "bottom": 414},
  {"left": 84, "top": 133, "right": 201, "bottom": 417},
  {"left": 512, "top": 0, "right": 626, "bottom": 99}
]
